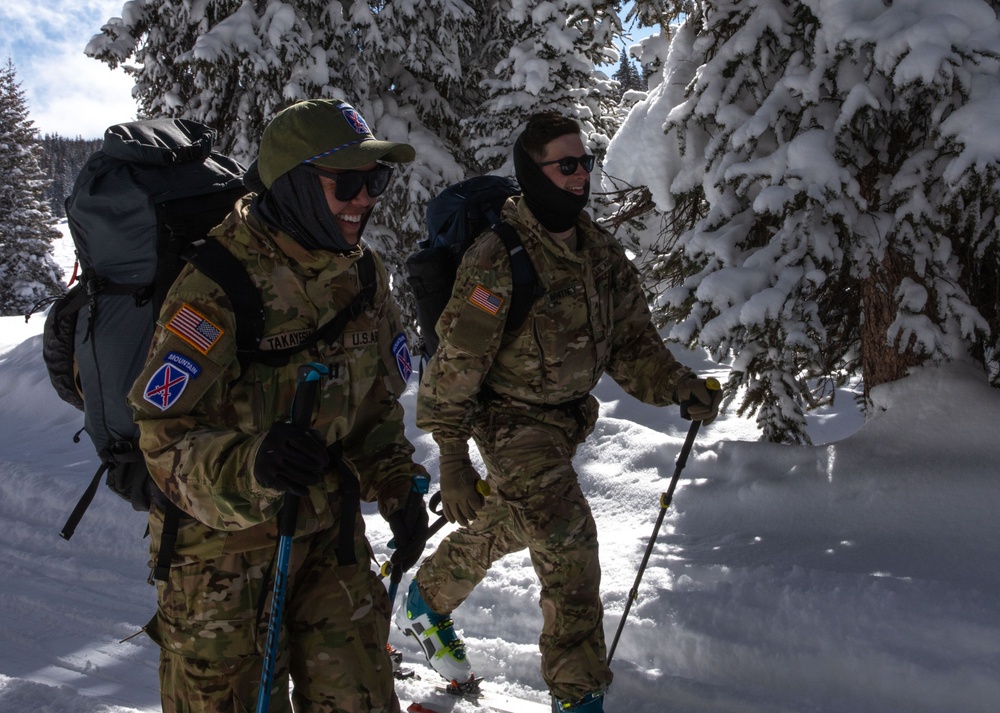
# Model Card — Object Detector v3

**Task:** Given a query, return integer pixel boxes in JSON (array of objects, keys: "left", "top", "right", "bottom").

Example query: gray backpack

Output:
[
  {"left": 43, "top": 118, "right": 250, "bottom": 542},
  {"left": 44, "top": 119, "right": 380, "bottom": 580}
]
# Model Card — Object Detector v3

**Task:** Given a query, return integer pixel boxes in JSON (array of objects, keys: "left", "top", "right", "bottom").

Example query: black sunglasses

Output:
[
  {"left": 300, "top": 161, "right": 394, "bottom": 201},
  {"left": 536, "top": 154, "right": 596, "bottom": 176}
]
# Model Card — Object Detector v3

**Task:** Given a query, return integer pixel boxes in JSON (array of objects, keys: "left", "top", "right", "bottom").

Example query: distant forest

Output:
[{"left": 35, "top": 134, "right": 102, "bottom": 219}]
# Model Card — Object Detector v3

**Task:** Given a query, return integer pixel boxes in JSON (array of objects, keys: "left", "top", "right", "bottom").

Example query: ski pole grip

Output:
[
  {"left": 679, "top": 376, "right": 722, "bottom": 420},
  {"left": 278, "top": 494, "right": 299, "bottom": 539},
  {"left": 278, "top": 363, "right": 329, "bottom": 538},
  {"left": 291, "top": 363, "right": 327, "bottom": 429}
]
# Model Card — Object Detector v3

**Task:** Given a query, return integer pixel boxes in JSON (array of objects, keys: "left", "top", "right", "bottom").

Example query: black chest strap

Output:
[{"left": 254, "top": 249, "right": 379, "bottom": 367}]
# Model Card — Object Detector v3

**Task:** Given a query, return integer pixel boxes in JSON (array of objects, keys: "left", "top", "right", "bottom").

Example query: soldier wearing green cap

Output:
[
  {"left": 395, "top": 111, "right": 722, "bottom": 713},
  {"left": 128, "top": 99, "right": 426, "bottom": 713}
]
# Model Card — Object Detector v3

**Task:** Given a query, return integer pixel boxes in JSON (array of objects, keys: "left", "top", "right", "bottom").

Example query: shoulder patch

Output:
[
  {"left": 392, "top": 333, "right": 412, "bottom": 382},
  {"left": 143, "top": 359, "right": 197, "bottom": 412},
  {"left": 165, "top": 303, "right": 224, "bottom": 355},
  {"left": 163, "top": 351, "right": 202, "bottom": 378},
  {"left": 469, "top": 284, "right": 503, "bottom": 316}
]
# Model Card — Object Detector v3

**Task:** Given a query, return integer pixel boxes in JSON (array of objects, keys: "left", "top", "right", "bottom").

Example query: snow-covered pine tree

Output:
[
  {"left": 625, "top": 0, "right": 689, "bottom": 89},
  {"left": 0, "top": 59, "right": 64, "bottom": 317},
  {"left": 461, "top": 0, "right": 623, "bottom": 172},
  {"left": 597, "top": 1, "right": 685, "bottom": 280},
  {"left": 604, "top": 0, "right": 1000, "bottom": 442},
  {"left": 611, "top": 46, "right": 643, "bottom": 100},
  {"left": 36, "top": 134, "right": 103, "bottom": 218},
  {"left": 85, "top": 0, "right": 628, "bottom": 331},
  {"left": 85, "top": 0, "right": 479, "bottom": 323}
]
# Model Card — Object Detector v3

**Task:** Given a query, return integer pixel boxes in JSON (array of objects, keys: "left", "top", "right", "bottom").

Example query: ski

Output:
[
  {"left": 406, "top": 704, "right": 443, "bottom": 713},
  {"left": 435, "top": 679, "right": 551, "bottom": 713},
  {"left": 395, "top": 656, "right": 550, "bottom": 713},
  {"left": 409, "top": 693, "right": 550, "bottom": 713}
]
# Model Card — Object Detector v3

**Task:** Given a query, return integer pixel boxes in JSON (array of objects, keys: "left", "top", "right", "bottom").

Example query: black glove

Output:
[
  {"left": 386, "top": 490, "right": 430, "bottom": 572},
  {"left": 253, "top": 422, "right": 330, "bottom": 497}
]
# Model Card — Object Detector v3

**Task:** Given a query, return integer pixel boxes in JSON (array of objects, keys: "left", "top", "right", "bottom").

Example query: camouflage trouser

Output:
[
  {"left": 148, "top": 514, "right": 399, "bottom": 713},
  {"left": 417, "top": 396, "right": 612, "bottom": 702}
]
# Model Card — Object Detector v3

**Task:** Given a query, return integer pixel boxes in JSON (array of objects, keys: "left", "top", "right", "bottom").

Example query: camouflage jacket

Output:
[
  {"left": 416, "top": 196, "right": 693, "bottom": 453},
  {"left": 128, "top": 197, "right": 423, "bottom": 556}
]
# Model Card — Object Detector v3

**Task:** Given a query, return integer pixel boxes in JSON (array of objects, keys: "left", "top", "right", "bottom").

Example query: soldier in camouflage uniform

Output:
[
  {"left": 396, "top": 112, "right": 721, "bottom": 713},
  {"left": 128, "top": 99, "right": 430, "bottom": 713}
]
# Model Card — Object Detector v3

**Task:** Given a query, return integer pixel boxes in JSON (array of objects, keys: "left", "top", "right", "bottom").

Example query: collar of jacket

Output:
[
  {"left": 507, "top": 196, "right": 597, "bottom": 264},
  {"left": 241, "top": 199, "right": 366, "bottom": 279}
]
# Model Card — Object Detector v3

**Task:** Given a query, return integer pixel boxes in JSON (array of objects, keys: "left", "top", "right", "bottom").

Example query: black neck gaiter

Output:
[
  {"left": 513, "top": 135, "right": 589, "bottom": 234},
  {"left": 250, "top": 166, "right": 368, "bottom": 253}
]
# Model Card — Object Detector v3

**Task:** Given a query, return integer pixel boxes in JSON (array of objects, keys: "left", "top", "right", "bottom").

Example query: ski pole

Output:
[
  {"left": 256, "top": 362, "right": 329, "bottom": 713},
  {"left": 607, "top": 378, "right": 719, "bottom": 666}
]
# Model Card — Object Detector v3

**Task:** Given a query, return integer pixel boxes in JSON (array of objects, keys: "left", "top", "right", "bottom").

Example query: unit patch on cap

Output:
[
  {"left": 341, "top": 106, "right": 371, "bottom": 135},
  {"left": 166, "top": 304, "right": 224, "bottom": 355},
  {"left": 392, "top": 333, "right": 412, "bottom": 382},
  {"left": 469, "top": 284, "right": 503, "bottom": 316}
]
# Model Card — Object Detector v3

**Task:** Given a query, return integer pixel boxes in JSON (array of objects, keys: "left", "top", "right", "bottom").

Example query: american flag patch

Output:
[
  {"left": 469, "top": 284, "right": 503, "bottom": 316},
  {"left": 165, "top": 304, "right": 223, "bottom": 355}
]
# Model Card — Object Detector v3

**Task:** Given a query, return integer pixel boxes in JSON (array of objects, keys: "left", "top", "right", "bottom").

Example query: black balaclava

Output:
[
  {"left": 250, "top": 165, "right": 369, "bottom": 253},
  {"left": 513, "top": 134, "right": 590, "bottom": 234}
]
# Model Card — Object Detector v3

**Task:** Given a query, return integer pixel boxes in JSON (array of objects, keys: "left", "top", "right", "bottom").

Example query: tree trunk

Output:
[{"left": 860, "top": 247, "right": 925, "bottom": 403}]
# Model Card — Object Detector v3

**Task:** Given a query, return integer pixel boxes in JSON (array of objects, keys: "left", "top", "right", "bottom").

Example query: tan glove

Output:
[
  {"left": 439, "top": 452, "right": 487, "bottom": 527},
  {"left": 674, "top": 376, "right": 723, "bottom": 424}
]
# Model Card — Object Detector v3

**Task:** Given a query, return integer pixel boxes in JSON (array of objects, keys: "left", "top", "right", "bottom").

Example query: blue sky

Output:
[
  {"left": 1, "top": 0, "right": 136, "bottom": 138},
  {"left": 2, "top": 1, "right": 651, "bottom": 140}
]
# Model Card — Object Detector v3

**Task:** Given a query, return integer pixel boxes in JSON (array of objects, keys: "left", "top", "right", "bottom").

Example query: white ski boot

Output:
[{"left": 395, "top": 579, "right": 474, "bottom": 684}]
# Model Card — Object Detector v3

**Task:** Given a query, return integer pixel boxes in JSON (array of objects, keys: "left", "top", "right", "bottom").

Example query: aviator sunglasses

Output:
[
  {"left": 536, "top": 153, "right": 596, "bottom": 176},
  {"left": 300, "top": 161, "right": 394, "bottom": 201}
]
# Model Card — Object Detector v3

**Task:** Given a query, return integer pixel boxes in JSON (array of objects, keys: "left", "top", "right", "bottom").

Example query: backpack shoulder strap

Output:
[
  {"left": 493, "top": 221, "right": 541, "bottom": 331},
  {"left": 182, "top": 238, "right": 266, "bottom": 375}
]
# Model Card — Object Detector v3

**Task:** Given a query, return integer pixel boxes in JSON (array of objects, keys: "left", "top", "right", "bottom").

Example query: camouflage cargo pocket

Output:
[{"left": 148, "top": 550, "right": 260, "bottom": 659}]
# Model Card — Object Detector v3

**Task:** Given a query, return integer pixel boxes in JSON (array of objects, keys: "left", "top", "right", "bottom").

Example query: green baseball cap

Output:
[{"left": 257, "top": 99, "right": 415, "bottom": 188}]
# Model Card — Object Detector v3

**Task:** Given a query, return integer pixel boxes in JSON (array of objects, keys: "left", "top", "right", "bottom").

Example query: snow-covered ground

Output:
[{"left": 0, "top": 229, "right": 997, "bottom": 712}]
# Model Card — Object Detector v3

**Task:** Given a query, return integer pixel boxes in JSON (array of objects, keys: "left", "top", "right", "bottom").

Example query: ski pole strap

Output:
[
  {"left": 427, "top": 491, "right": 448, "bottom": 538},
  {"left": 328, "top": 442, "right": 360, "bottom": 566}
]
